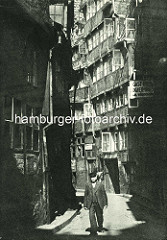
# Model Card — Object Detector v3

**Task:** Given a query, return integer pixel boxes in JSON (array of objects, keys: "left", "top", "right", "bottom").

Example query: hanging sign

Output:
[{"left": 128, "top": 81, "right": 154, "bottom": 99}]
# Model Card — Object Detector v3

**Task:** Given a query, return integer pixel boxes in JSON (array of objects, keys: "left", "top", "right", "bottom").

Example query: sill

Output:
[
  {"left": 118, "top": 149, "right": 128, "bottom": 152},
  {"left": 87, "top": 157, "right": 96, "bottom": 160}
]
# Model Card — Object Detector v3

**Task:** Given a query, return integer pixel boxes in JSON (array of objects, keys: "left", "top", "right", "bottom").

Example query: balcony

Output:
[
  {"left": 86, "top": 35, "right": 115, "bottom": 67},
  {"left": 72, "top": 54, "right": 87, "bottom": 70},
  {"left": 69, "top": 86, "right": 89, "bottom": 103},
  {"left": 90, "top": 65, "right": 129, "bottom": 99},
  {"left": 113, "top": 0, "right": 132, "bottom": 16},
  {"left": 74, "top": 105, "right": 129, "bottom": 134},
  {"left": 84, "top": 1, "right": 113, "bottom": 38}
]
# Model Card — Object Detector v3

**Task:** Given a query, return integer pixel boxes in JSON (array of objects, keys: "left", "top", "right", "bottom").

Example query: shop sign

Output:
[{"left": 128, "top": 81, "right": 154, "bottom": 99}]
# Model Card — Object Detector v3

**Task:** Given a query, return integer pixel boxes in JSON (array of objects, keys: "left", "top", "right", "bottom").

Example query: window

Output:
[
  {"left": 112, "top": 98, "right": 115, "bottom": 109},
  {"left": 102, "top": 132, "right": 113, "bottom": 152},
  {"left": 92, "top": 34, "right": 96, "bottom": 49},
  {"left": 93, "top": 68, "right": 96, "bottom": 83},
  {"left": 107, "top": 98, "right": 115, "bottom": 111},
  {"left": 92, "top": 1, "right": 96, "bottom": 16},
  {"left": 106, "top": 99, "right": 112, "bottom": 112},
  {"left": 27, "top": 50, "right": 38, "bottom": 86},
  {"left": 126, "top": 18, "right": 135, "bottom": 40},
  {"left": 75, "top": 109, "right": 83, "bottom": 120},
  {"left": 27, "top": 155, "right": 37, "bottom": 175},
  {"left": 128, "top": 99, "right": 139, "bottom": 108},
  {"left": 88, "top": 38, "right": 93, "bottom": 51},
  {"left": 100, "top": 28, "right": 104, "bottom": 43},
  {"left": 119, "top": 131, "right": 127, "bottom": 150},
  {"left": 119, "top": 17, "right": 125, "bottom": 39},
  {"left": 119, "top": 94, "right": 124, "bottom": 107},
  {"left": 71, "top": 146, "right": 76, "bottom": 159},
  {"left": 99, "top": 63, "right": 103, "bottom": 79},
  {"left": 96, "top": 103, "right": 101, "bottom": 115},
  {"left": 84, "top": 103, "right": 93, "bottom": 117},
  {"left": 114, "top": 132, "right": 119, "bottom": 151},
  {"left": 103, "top": 100, "right": 107, "bottom": 113},
  {"left": 104, "top": 18, "right": 114, "bottom": 38},
  {"left": 115, "top": 97, "right": 119, "bottom": 109},
  {"left": 49, "top": 4, "right": 64, "bottom": 26},
  {"left": 104, "top": 60, "right": 110, "bottom": 76},
  {"left": 86, "top": 146, "right": 96, "bottom": 159},
  {"left": 97, "top": 65, "right": 100, "bottom": 81},
  {"left": 96, "top": 32, "right": 99, "bottom": 46},
  {"left": 101, "top": 100, "right": 105, "bottom": 113},
  {"left": 119, "top": 131, "right": 126, "bottom": 150},
  {"left": 87, "top": 3, "right": 91, "bottom": 20},
  {"left": 76, "top": 137, "right": 85, "bottom": 158},
  {"left": 97, "top": 0, "right": 100, "bottom": 11},
  {"left": 79, "top": 42, "right": 87, "bottom": 54},
  {"left": 124, "top": 92, "right": 128, "bottom": 105},
  {"left": 112, "top": 50, "right": 124, "bottom": 72}
]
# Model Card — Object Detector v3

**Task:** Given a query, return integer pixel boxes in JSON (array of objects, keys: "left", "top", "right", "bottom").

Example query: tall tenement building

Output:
[{"left": 70, "top": 0, "right": 167, "bottom": 215}]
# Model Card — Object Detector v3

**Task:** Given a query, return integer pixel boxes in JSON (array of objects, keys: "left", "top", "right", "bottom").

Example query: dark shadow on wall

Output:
[
  {"left": 46, "top": 125, "right": 79, "bottom": 222},
  {"left": 0, "top": 124, "right": 35, "bottom": 239},
  {"left": 105, "top": 159, "right": 120, "bottom": 194}
]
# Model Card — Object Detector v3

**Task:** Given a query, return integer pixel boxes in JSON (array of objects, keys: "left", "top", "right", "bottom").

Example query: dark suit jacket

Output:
[{"left": 84, "top": 181, "right": 108, "bottom": 209}]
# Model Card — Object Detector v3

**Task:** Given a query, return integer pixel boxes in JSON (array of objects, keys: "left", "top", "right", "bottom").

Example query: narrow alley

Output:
[{"left": 49, "top": 193, "right": 166, "bottom": 240}]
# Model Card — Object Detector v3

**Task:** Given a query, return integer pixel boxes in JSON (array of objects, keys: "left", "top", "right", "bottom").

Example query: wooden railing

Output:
[
  {"left": 69, "top": 86, "right": 89, "bottom": 103},
  {"left": 86, "top": 35, "right": 115, "bottom": 67},
  {"left": 74, "top": 105, "right": 129, "bottom": 134},
  {"left": 90, "top": 65, "right": 129, "bottom": 99},
  {"left": 84, "top": 1, "right": 112, "bottom": 37}
]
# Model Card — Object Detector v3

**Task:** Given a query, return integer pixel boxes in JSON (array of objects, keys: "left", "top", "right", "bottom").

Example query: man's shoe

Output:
[
  {"left": 97, "top": 227, "right": 108, "bottom": 232},
  {"left": 102, "top": 227, "right": 108, "bottom": 231},
  {"left": 97, "top": 227, "right": 103, "bottom": 232}
]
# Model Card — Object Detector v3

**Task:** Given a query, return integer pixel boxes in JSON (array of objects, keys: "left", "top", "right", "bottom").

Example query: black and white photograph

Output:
[{"left": 0, "top": 0, "right": 167, "bottom": 239}]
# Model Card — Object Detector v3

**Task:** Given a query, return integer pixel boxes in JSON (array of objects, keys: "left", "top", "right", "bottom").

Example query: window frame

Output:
[
  {"left": 126, "top": 18, "right": 135, "bottom": 41},
  {"left": 102, "top": 132, "right": 112, "bottom": 153},
  {"left": 112, "top": 50, "right": 124, "bottom": 72}
]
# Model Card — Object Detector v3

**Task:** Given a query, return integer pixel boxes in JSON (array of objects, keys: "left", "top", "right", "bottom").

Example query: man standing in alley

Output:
[{"left": 84, "top": 171, "right": 108, "bottom": 236}]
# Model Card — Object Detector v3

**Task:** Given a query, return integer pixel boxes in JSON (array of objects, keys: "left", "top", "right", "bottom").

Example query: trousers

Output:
[{"left": 89, "top": 202, "right": 103, "bottom": 233}]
